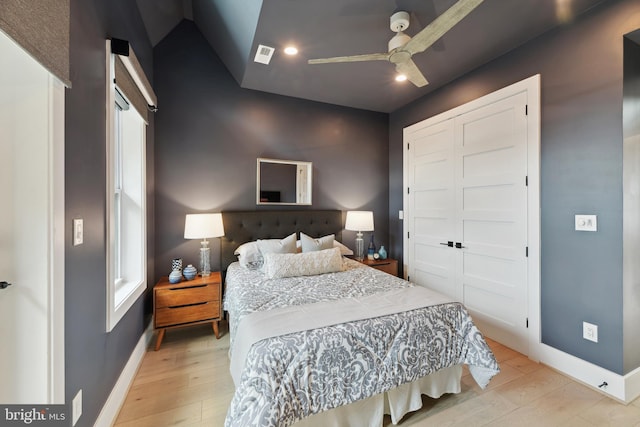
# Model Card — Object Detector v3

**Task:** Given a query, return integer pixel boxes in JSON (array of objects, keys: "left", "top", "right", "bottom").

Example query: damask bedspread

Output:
[{"left": 224, "top": 258, "right": 499, "bottom": 427}]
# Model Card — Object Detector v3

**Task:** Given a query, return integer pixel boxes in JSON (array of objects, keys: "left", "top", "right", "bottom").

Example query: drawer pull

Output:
[
  {"left": 168, "top": 301, "right": 208, "bottom": 309},
  {"left": 169, "top": 284, "right": 207, "bottom": 290}
]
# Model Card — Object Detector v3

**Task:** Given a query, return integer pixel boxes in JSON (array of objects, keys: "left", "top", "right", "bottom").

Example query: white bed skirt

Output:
[{"left": 292, "top": 365, "right": 462, "bottom": 427}]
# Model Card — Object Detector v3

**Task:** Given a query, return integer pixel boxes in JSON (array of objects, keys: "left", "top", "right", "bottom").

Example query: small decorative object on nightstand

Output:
[
  {"left": 183, "top": 264, "right": 197, "bottom": 280},
  {"left": 378, "top": 245, "right": 387, "bottom": 259},
  {"left": 153, "top": 272, "right": 222, "bottom": 350},
  {"left": 168, "top": 268, "right": 182, "bottom": 284},
  {"left": 367, "top": 234, "right": 376, "bottom": 260}
]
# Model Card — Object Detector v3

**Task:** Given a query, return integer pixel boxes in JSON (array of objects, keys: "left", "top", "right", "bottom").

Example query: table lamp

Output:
[
  {"left": 345, "top": 211, "right": 374, "bottom": 261},
  {"left": 184, "top": 213, "right": 225, "bottom": 277}
]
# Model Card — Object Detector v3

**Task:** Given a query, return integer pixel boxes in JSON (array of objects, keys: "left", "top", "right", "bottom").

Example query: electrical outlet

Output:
[
  {"left": 583, "top": 321, "right": 598, "bottom": 343},
  {"left": 72, "top": 389, "right": 82, "bottom": 426}
]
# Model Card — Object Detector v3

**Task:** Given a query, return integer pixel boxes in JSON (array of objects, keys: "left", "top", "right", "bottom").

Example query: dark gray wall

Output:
[
  {"left": 153, "top": 21, "right": 390, "bottom": 280},
  {"left": 66, "top": 1, "right": 154, "bottom": 425},
  {"left": 390, "top": 0, "right": 640, "bottom": 374}
]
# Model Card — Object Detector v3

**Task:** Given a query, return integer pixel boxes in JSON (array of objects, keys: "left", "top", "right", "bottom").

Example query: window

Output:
[{"left": 106, "top": 41, "right": 151, "bottom": 331}]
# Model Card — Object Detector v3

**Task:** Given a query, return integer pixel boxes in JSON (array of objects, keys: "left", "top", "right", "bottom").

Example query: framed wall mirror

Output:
[{"left": 257, "top": 158, "right": 312, "bottom": 205}]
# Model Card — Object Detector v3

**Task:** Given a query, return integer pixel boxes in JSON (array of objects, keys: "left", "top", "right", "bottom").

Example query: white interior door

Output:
[
  {"left": 406, "top": 119, "right": 458, "bottom": 299},
  {"left": 0, "top": 30, "right": 65, "bottom": 404},
  {"left": 455, "top": 92, "right": 529, "bottom": 354},
  {"left": 405, "top": 81, "right": 536, "bottom": 356}
]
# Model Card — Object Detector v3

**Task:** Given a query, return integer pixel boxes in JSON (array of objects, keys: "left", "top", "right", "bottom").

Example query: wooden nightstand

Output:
[
  {"left": 153, "top": 272, "right": 222, "bottom": 350},
  {"left": 357, "top": 258, "right": 399, "bottom": 276}
]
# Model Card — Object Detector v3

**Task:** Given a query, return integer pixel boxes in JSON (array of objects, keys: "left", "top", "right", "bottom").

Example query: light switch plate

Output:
[
  {"left": 73, "top": 219, "right": 83, "bottom": 246},
  {"left": 575, "top": 215, "right": 597, "bottom": 232}
]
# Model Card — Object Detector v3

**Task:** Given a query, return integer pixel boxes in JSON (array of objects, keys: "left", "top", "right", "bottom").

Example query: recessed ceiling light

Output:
[
  {"left": 284, "top": 46, "right": 298, "bottom": 55},
  {"left": 395, "top": 74, "right": 407, "bottom": 82}
]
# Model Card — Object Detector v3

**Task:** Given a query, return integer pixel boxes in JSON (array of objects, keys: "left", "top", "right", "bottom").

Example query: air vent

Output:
[{"left": 254, "top": 44, "right": 275, "bottom": 65}]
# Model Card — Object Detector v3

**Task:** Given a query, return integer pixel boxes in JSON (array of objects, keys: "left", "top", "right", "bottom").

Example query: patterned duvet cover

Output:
[{"left": 224, "top": 258, "right": 499, "bottom": 427}]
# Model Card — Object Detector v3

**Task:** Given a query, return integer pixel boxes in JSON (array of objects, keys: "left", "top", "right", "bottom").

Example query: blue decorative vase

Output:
[
  {"left": 378, "top": 245, "right": 387, "bottom": 260},
  {"left": 168, "top": 269, "right": 182, "bottom": 284},
  {"left": 183, "top": 264, "right": 197, "bottom": 280},
  {"left": 367, "top": 235, "right": 376, "bottom": 260}
]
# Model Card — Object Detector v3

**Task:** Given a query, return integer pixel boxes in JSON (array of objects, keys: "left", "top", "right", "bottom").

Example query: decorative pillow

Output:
[
  {"left": 300, "top": 232, "right": 335, "bottom": 252},
  {"left": 263, "top": 247, "right": 343, "bottom": 279},
  {"left": 233, "top": 241, "right": 263, "bottom": 270},
  {"left": 333, "top": 240, "right": 354, "bottom": 256},
  {"left": 294, "top": 234, "right": 354, "bottom": 255},
  {"left": 257, "top": 233, "right": 297, "bottom": 255}
]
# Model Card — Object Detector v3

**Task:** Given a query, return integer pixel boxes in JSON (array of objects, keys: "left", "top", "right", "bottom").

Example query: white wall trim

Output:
[
  {"left": 539, "top": 343, "right": 640, "bottom": 403},
  {"left": 94, "top": 322, "right": 154, "bottom": 427}
]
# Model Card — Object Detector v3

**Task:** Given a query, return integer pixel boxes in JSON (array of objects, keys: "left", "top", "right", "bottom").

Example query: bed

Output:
[{"left": 221, "top": 210, "right": 499, "bottom": 427}]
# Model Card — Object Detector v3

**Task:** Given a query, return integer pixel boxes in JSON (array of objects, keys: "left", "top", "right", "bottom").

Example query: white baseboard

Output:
[
  {"left": 539, "top": 343, "right": 640, "bottom": 404},
  {"left": 94, "top": 322, "right": 154, "bottom": 427}
]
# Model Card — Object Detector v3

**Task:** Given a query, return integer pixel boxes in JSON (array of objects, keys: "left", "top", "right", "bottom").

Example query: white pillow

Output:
[
  {"left": 300, "top": 232, "right": 334, "bottom": 252},
  {"left": 263, "top": 247, "right": 343, "bottom": 279},
  {"left": 234, "top": 233, "right": 297, "bottom": 270},
  {"left": 295, "top": 235, "right": 354, "bottom": 256},
  {"left": 257, "top": 233, "right": 297, "bottom": 255},
  {"left": 234, "top": 241, "right": 262, "bottom": 270},
  {"left": 333, "top": 240, "right": 354, "bottom": 256}
]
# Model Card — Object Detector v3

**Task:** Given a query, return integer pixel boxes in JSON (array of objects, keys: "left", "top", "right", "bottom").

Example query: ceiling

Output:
[{"left": 137, "top": 0, "right": 609, "bottom": 113}]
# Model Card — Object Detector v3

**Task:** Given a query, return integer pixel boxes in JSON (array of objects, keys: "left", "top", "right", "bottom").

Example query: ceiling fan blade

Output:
[
  {"left": 404, "top": 0, "right": 484, "bottom": 56},
  {"left": 308, "top": 52, "right": 390, "bottom": 64},
  {"left": 395, "top": 58, "right": 428, "bottom": 87}
]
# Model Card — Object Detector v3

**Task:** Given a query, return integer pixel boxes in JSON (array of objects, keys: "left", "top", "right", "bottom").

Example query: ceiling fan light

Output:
[
  {"left": 396, "top": 74, "right": 407, "bottom": 82},
  {"left": 284, "top": 46, "right": 298, "bottom": 55}
]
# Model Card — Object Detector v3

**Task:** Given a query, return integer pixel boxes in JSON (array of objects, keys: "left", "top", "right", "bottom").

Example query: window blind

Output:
[
  {"left": 0, "top": 0, "right": 71, "bottom": 87},
  {"left": 112, "top": 39, "right": 157, "bottom": 122}
]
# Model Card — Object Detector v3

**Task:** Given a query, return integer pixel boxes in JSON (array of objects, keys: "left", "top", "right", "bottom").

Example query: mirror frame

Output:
[{"left": 256, "top": 158, "right": 312, "bottom": 205}]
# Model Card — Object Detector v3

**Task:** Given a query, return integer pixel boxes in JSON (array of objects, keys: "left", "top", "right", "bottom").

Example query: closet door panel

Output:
[
  {"left": 455, "top": 91, "right": 529, "bottom": 353},
  {"left": 407, "top": 119, "right": 457, "bottom": 300}
]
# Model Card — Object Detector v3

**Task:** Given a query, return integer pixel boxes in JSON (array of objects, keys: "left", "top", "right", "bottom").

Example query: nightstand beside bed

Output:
[{"left": 153, "top": 272, "right": 222, "bottom": 350}]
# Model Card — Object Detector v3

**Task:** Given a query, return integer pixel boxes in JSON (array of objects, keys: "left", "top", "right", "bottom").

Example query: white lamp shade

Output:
[
  {"left": 345, "top": 211, "right": 374, "bottom": 232},
  {"left": 184, "top": 213, "right": 225, "bottom": 239}
]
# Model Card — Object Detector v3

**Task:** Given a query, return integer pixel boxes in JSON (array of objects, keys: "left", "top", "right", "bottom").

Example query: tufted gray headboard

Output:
[{"left": 220, "top": 210, "right": 344, "bottom": 272}]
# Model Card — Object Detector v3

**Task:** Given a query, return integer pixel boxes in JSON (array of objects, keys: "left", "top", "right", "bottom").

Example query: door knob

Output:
[
  {"left": 439, "top": 241, "right": 454, "bottom": 247},
  {"left": 0, "top": 281, "right": 12, "bottom": 289},
  {"left": 455, "top": 242, "right": 466, "bottom": 249}
]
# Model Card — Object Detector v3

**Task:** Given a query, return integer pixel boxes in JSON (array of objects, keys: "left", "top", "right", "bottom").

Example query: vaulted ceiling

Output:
[{"left": 137, "top": 0, "right": 609, "bottom": 113}]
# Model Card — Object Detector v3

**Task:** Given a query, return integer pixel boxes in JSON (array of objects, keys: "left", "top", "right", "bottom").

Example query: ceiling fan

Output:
[{"left": 308, "top": 0, "right": 484, "bottom": 87}]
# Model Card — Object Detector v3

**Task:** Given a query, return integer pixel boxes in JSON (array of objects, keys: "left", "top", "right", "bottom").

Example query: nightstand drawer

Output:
[
  {"left": 155, "top": 301, "right": 220, "bottom": 327},
  {"left": 155, "top": 284, "right": 218, "bottom": 308}
]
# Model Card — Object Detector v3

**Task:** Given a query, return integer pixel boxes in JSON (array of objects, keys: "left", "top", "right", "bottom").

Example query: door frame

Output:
[
  {"left": 403, "top": 74, "right": 541, "bottom": 360},
  {"left": 50, "top": 75, "right": 66, "bottom": 403}
]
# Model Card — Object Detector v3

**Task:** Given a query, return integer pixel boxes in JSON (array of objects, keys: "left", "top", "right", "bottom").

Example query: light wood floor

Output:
[{"left": 114, "top": 322, "right": 640, "bottom": 426}]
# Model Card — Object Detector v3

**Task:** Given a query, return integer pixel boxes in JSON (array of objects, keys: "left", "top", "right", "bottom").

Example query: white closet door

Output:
[
  {"left": 455, "top": 92, "right": 529, "bottom": 354},
  {"left": 406, "top": 91, "right": 530, "bottom": 354},
  {"left": 406, "top": 119, "right": 457, "bottom": 299}
]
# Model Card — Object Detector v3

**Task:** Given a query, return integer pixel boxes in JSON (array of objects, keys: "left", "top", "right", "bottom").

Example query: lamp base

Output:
[
  {"left": 354, "top": 232, "right": 364, "bottom": 261},
  {"left": 199, "top": 240, "right": 211, "bottom": 277}
]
